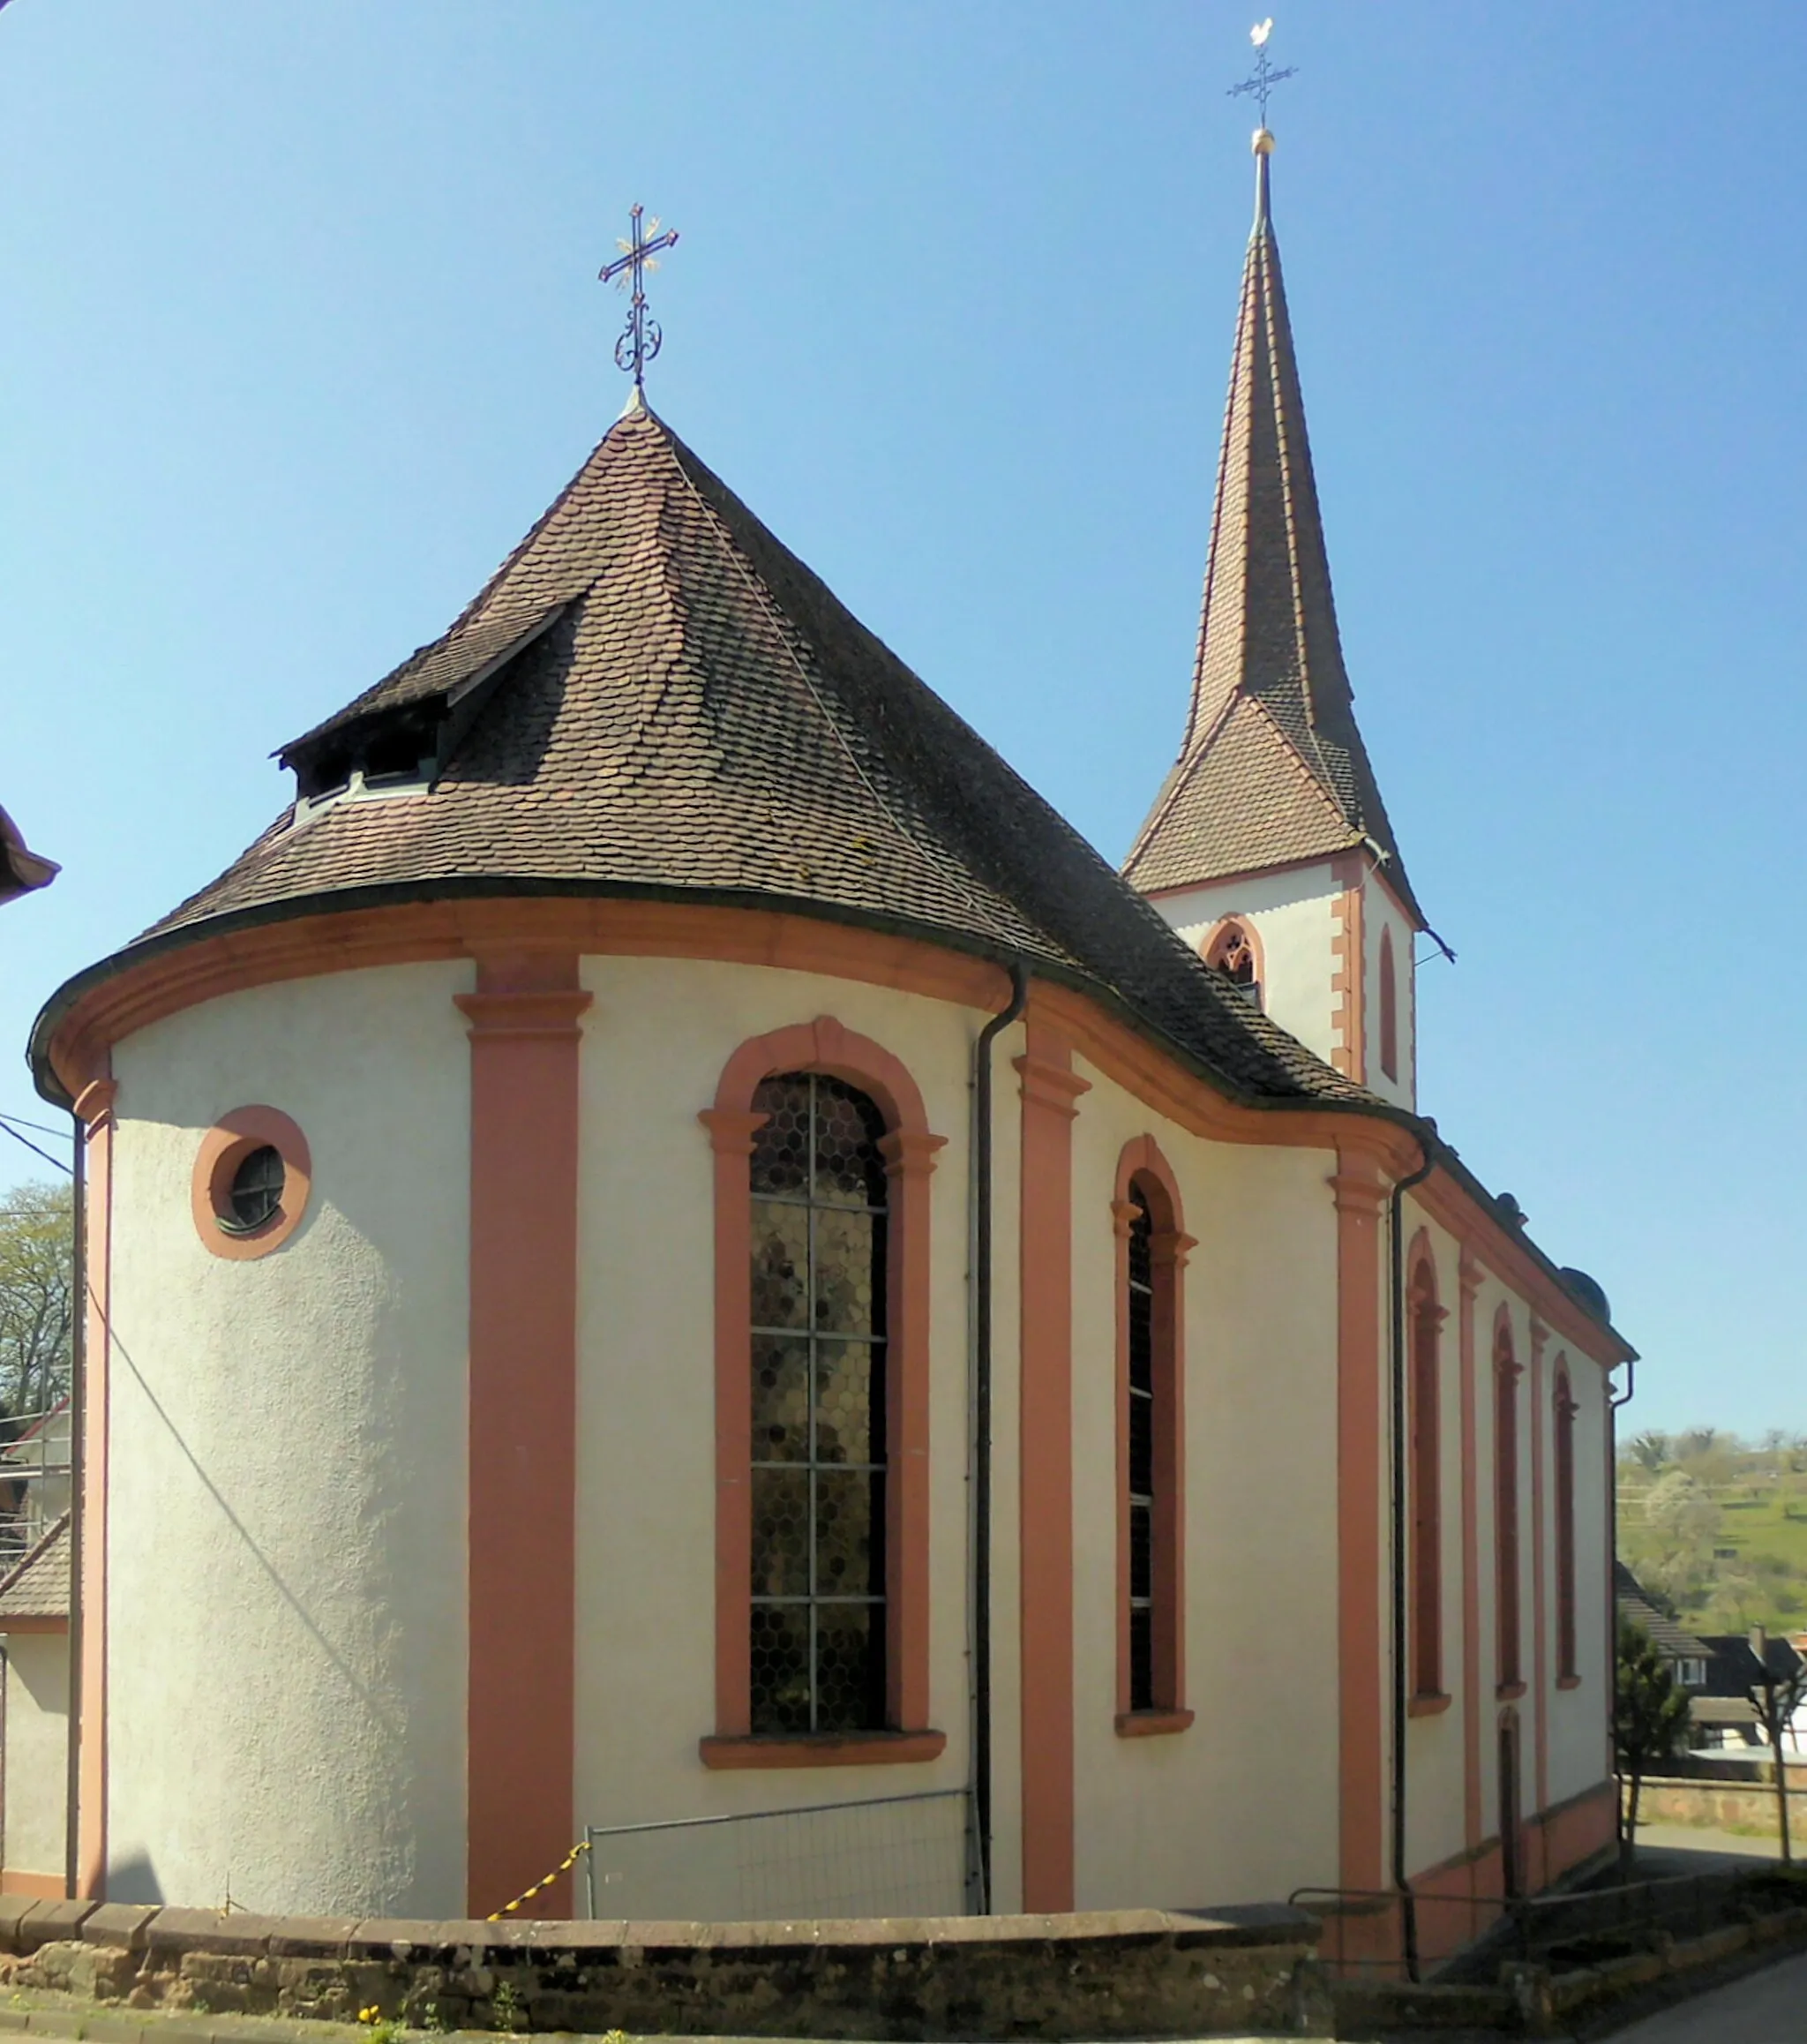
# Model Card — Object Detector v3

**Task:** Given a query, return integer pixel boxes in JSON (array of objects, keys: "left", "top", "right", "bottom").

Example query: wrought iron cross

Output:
[
  {"left": 1226, "top": 19, "right": 1297, "bottom": 128},
  {"left": 598, "top": 203, "right": 680, "bottom": 391}
]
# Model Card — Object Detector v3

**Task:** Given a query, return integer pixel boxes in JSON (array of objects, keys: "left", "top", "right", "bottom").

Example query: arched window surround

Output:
[
  {"left": 1378, "top": 927, "right": 1400, "bottom": 1082},
  {"left": 1112, "top": 1136, "right": 1196, "bottom": 1736},
  {"left": 1552, "top": 1360, "right": 1580, "bottom": 1687},
  {"left": 699, "top": 1016, "right": 947, "bottom": 1766},
  {"left": 1406, "top": 1231, "right": 1450, "bottom": 1710},
  {"left": 1493, "top": 1310, "right": 1525, "bottom": 1699},
  {"left": 1202, "top": 917, "right": 1264, "bottom": 1008}
]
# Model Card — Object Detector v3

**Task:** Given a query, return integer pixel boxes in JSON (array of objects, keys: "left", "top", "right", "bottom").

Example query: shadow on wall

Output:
[{"left": 105, "top": 1852, "right": 163, "bottom": 1905}]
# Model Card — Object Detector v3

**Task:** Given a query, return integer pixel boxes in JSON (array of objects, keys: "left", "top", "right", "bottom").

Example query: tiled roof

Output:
[
  {"left": 1614, "top": 1561, "right": 1709, "bottom": 1663},
  {"left": 103, "top": 397, "right": 1380, "bottom": 1112},
  {"left": 1123, "top": 147, "right": 1421, "bottom": 922},
  {"left": 0, "top": 1516, "right": 69, "bottom": 1623}
]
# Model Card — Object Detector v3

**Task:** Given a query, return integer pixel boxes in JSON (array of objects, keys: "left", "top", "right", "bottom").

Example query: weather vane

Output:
[
  {"left": 598, "top": 203, "right": 680, "bottom": 392},
  {"left": 1227, "top": 19, "right": 1296, "bottom": 129}
]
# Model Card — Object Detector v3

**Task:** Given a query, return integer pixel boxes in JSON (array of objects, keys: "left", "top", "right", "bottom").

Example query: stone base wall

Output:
[
  {"left": 0, "top": 1897, "right": 1324, "bottom": 2040},
  {"left": 1631, "top": 1774, "right": 1807, "bottom": 1837}
]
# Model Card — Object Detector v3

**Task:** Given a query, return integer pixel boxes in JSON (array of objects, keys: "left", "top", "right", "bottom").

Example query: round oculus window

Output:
[{"left": 220, "top": 1144, "right": 285, "bottom": 1235}]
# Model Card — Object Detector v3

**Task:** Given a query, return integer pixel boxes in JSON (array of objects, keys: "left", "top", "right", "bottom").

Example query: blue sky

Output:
[{"left": 2, "top": 2, "right": 1802, "bottom": 1432}]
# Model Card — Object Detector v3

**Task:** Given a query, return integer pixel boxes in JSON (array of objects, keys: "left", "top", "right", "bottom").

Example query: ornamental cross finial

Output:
[
  {"left": 598, "top": 203, "right": 680, "bottom": 392},
  {"left": 1227, "top": 19, "right": 1297, "bottom": 129}
]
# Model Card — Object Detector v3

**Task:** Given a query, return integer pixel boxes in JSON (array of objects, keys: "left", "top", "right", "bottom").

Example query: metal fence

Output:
[{"left": 583, "top": 1787, "right": 973, "bottom": 1922}]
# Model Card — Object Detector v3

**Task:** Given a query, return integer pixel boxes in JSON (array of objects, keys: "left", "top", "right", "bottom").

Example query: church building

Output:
[{"left": 28, "top": 132, "right": 1632, "bottom": 1963}]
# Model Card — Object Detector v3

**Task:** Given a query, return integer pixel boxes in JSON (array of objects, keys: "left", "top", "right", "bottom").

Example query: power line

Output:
[
  {"left": 0, "top": 1120, "right": 72, "bottom": 1177},
  {"left": 0, "top": 1111, "right": 68, "bottom": 1141}
]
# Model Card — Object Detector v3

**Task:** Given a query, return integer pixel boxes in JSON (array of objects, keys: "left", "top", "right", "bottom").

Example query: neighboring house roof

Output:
[
  {"left": 1694, "top": 1632, "right": 1807, "bottom": 1701},
  {"left": 0, "top": 1515, "right": 70, "bottom": 1625},
  {"left": 1121, "top": 147, "right": 1421, "bottom": 922},
  {"left": 45, "top": 395, "right": 1389, "bottom": 1116},
  {"left": 1614, "top": 1561, "right": 1710, "bottom": 1664},
  {"left": 0, "top": 805, "right": 58, "bottom": 905}
]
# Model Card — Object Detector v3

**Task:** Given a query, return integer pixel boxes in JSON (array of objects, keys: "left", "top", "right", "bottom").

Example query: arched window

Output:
[
  {"left": 701, "top": 1015, "right": 945, "bottom": 1765},
  {"left": 748, "top": 1073, "right": 890, "bottom": 1734},
  {"left": 1204, "top": 920, "right": 1262, "bottom": 1009},
  {"left": 1113, "top": 1139, "right": 1193, "bottom": 1732},
  {"left": 1553, "top": 1364, "right": 1578, "bottom": 1684},
  {"left": 1494, "top": 1319, "right": 1523, "bottom": 1693},
  {"left": 1379, "top": 927, "right": 1399, "bottom": 1082},
  {"left": 1408, "top": 1248, "right": 1445, "bottom": 1700}
]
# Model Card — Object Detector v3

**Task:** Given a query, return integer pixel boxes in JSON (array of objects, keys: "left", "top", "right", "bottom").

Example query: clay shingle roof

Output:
[
  {"left": 91, "top": 397, "right": 1379, "bottom": 1111},
  {"left": 1123, "top": 145, "right": 1421, "bottom": 922},
  {"left": 0, "top": 1516, "right": 69, "bottom": 1624}
]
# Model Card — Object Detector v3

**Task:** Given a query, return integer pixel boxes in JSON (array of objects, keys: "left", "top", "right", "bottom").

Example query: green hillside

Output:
[{"left": 1617, "top": 1430, "right": 1807, "bottom": 1635}]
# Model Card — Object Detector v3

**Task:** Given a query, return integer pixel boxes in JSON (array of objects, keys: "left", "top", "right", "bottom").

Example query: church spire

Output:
[{"left": 1124, "top": 128, "right": 1421, "bottom": 928}]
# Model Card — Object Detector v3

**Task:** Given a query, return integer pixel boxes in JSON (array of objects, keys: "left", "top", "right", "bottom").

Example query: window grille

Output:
[
  {"left": 747, "top": 1073, "right": 889, "bottom": 1735},
  {"left": 1126, "top": 1184, "right": 1156, "bottom": 1713},
  {"left": 221, "top": 1144, "right": 284, "bottom": 1233}
]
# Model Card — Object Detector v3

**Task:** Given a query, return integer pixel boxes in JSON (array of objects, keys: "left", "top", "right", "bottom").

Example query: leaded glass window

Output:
[
  {"left": 748, "top": 1073, "right": 889, "bottom": 1734},
  {"left": 1126, "top": 1184, "right": 1156, "bottom": 1713}
]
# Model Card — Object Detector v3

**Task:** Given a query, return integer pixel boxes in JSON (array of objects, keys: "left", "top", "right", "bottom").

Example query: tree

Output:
[
  {"left": 1629, "top": 1431, "right": 1672, "bottom": 1475},
  {"left": 1632, "top": 1469, "right": 1721, "bottom": 1608},
  {"left": 0, "top": 1180, "right": 74, "bottom": 1427},
  {"left": 1743, "top": 1628, "right": 1807, "bottom": 1866},
  {"left": 1615, "top": 1620, "right": 1690, "bottom": 1875}
]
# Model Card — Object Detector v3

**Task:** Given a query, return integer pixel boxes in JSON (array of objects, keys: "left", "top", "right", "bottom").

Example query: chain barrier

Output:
[{"left": 487, "top": 1837, "right": 591, "bottom": 1921}]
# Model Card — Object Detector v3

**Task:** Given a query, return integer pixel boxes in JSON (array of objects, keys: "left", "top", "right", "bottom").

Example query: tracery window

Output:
[
  {"left": 1204, "top": 920, "right": 1262, "bottom": 1008},
  {"left": 748, "top": 1072, "right": 889, "bottom": 1735},
  {"left": 1554, "top": 1365, "right": 1578, "bottom": 1683}
]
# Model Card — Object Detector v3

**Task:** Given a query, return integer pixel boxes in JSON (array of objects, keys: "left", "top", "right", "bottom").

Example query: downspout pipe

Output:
[
  {"left": 1389, "top": 1145, "right": 1436, "bottom": 1984},
  {"left": 971, "top": 958, "right": 1028, "bottom": 1914},
  {"left": 64, "top": 1109, "right": 86, "bottom": 1903}
]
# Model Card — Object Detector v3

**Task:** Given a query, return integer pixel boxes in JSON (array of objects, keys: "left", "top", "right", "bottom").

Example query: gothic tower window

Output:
[
  {"left": 1204, "top": 920, "right": 1262, "bottom": 1009},
  {"left": 747, "top": 1072, "right": 889, "bottom": 1734},
  {"left": 1379, "top": 927, "right": 1399, "bottom": 1082}
]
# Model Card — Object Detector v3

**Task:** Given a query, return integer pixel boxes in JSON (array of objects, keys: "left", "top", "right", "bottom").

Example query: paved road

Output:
[
  {"left": 1627, "top": 1821, "right": 1784, "bottom": 1872},
  {"left": 1606, "top": 1946, "right": 1807, "bottom": 2040}
]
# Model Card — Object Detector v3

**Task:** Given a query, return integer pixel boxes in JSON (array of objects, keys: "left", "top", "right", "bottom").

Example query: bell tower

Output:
[{"left": 1124, "top": 126, "right": 1424, "bottom": 1107}]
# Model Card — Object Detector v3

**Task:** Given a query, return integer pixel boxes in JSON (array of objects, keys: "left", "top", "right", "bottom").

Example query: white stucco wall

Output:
[
  {"left": 1361, "top": 881, "right": 1417, "bottom": 1113},
  {"left": 105, "top": 962, "right": 472, "bottom": 1915},
  {"left": 1399, "top": 1216, "right": 1466, "bottom": 1882},
  {"left": 1544, "top": 1350, "right": 1613, "bottom": 1811},
  {"left": 570, "top": 959, "right": 1004, "bottom": 1917},
  {"left": 1067, "top": 1057, "right": 1343, "bottom": 1911},
  {"left": 1151, "top": 866, "right": 1341, "bottom": 1068},
  {"left": 4, "top": 1634, "right": 68, "bottom": 1881}
]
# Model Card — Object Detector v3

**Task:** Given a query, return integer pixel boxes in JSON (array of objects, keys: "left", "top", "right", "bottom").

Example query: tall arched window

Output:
[
  {"left": 747, "top": 1072, "right": 889, "bottom": 1733},
  {"left": 1553, "top": 1364, "right": 1578, "bottom": 1685},
  {"left": 1494, "top": 1319, "right": 1523, "bottom": 1693},
  {"left": 1204, "top": 920, "right": 1262, "bottom": 1009},
  {"left": 1113, "top": 1139, "right": 1193, "bottom": 1733},
  {"left": 702, "top": 1015, "right": 944, "bottom": 1766},
  {"left": 1408, "top": 1248, "right": 1445, "bottom": 1700},
  {"left": 1379, "top": 927, "right": 1399, "bottom": 1082}
]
